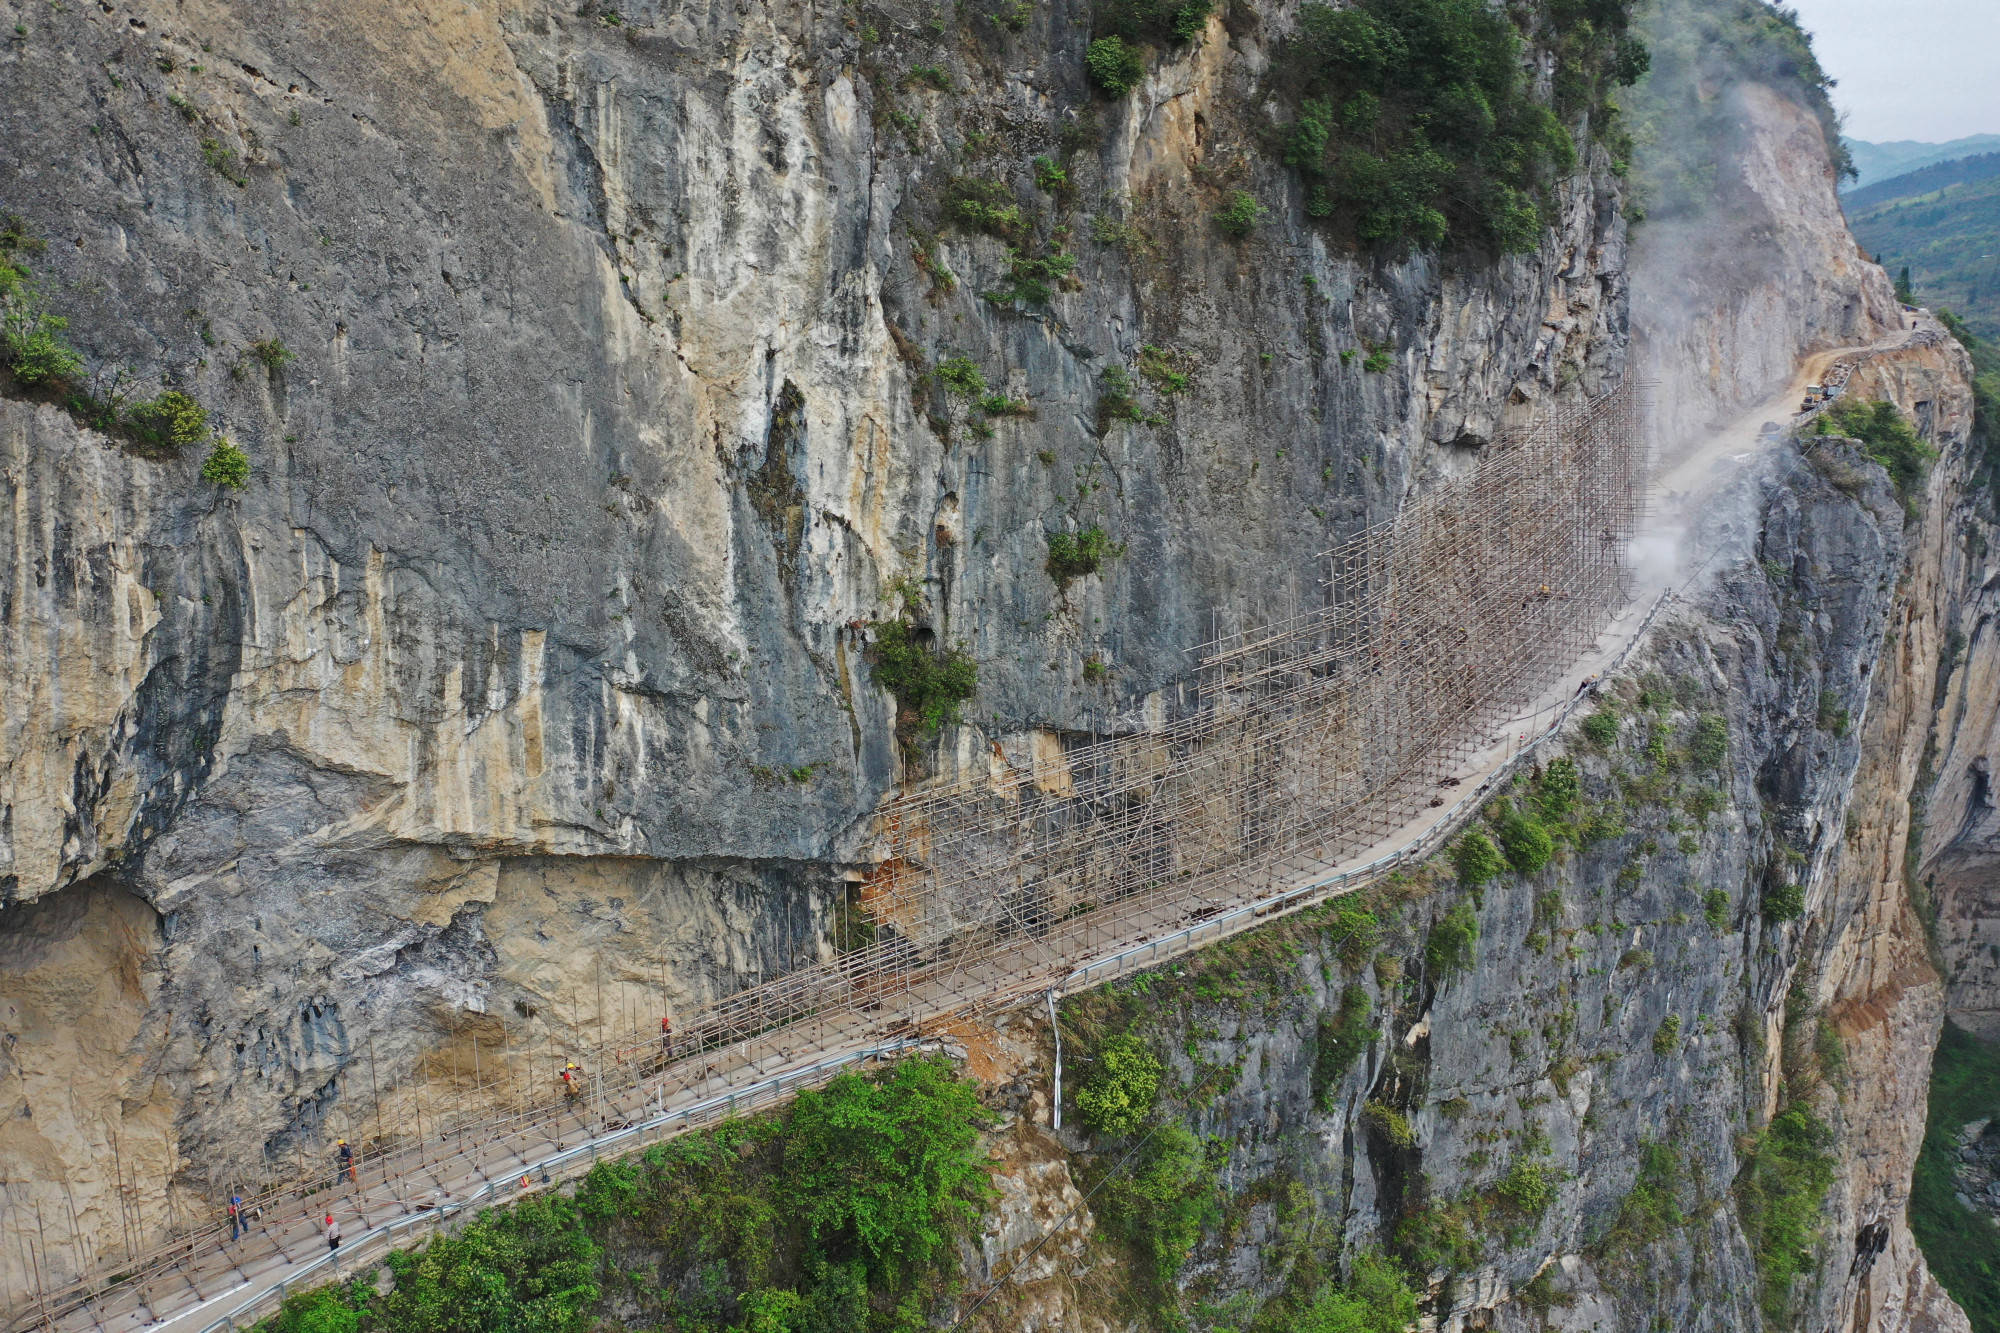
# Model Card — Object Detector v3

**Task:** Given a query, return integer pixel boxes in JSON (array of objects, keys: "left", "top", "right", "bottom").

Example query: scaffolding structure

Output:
[
  {"left": 1, "top": 378, "right": 1643, "bottom": 1332},
  {"left": 678, "top": 375, "right": 1644, "bottom": 1034}
]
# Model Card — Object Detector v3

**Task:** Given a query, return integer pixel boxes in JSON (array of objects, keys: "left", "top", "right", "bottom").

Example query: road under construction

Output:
[{"left": 0, "top": 327, "right": 1922, "bottom": 1333}]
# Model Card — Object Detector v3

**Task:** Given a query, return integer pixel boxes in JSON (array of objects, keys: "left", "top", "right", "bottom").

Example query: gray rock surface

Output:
[{"left": 0, "top": 0, "right": 1627, "bottom": 1287}]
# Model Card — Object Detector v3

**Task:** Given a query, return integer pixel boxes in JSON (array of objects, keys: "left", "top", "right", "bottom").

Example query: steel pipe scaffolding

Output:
[{"left": 1, "top": 378, "right": 1643, "bottom": 1332}]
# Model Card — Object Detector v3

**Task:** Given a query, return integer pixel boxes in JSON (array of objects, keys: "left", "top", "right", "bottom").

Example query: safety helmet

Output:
[{"left": 337, "top": 1138, "right": 346, "bottom": 1146}]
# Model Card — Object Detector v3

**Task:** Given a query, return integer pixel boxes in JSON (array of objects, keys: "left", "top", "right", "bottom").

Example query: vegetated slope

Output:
[
  {"left": 1845, "top": 152, "right": 2000, "bottom": 212},
  {"left": 1845, "top": 135, "right": 2000, "bottom": 192},
  {"left": 1625, "top": 0, "right": 1850, "bottom": 222},
  {"left": 1848, "top": 158, "right": 2000, "bottom": 341},
  {"left": 1909, "top": 1023, "right": 2000, "bottom": 1333},
  {"left": 257, "top": 1055, "right": 996, "bottom": 1333}
]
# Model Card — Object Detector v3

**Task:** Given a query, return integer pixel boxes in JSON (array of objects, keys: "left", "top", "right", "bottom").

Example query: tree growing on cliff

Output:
[
  {"left": 1826, "top": 398, "right": 1937, "bottom": 509},
  {"left": 1076, "top": 1033, "right": 1162, "bottom": 1135},
  {"left": 1496, "top": 809, "right": 1555, "bottom": 874},
  {"left": 1454, "top": 829, "right": 1505, "bottom": 886}
]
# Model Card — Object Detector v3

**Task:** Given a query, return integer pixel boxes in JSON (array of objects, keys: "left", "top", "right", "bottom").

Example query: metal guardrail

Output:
[
  {"left": 1057, "top": 584, "right": 1678, "bottom": 997},
  {"left": 179, "top": 1037, "right": 924, "bottom": 1333}
]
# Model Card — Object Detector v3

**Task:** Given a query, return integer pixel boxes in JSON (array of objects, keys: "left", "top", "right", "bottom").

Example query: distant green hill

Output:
[
  {"left": 1847, "top": 152, "right": 2000, "bottom": 211},
  {"left": 1845, "top": 134, "right": 2000, "bottom": 191},
  {"left": 1847, "top": 157, "right": 2000, "bottom": 343}
]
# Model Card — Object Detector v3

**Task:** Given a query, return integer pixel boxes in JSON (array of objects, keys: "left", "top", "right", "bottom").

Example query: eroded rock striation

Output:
[
  {"left": 1, "top": 0, "right": 1626, "bottom": 1285},
  {"left": 0, "top": 0, "right": 1985, "bottom": 1329}
]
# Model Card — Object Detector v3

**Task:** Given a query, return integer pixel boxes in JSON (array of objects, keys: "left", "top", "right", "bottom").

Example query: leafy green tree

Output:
[
  {"left": 1085, "top": 36, "right": 1144, "bottom": 95},
  {"left": 1075, "top": 1033, "right": 1160, "bottom": 1135},
  {"left": 377, "top": 1195, "right": 601, "bottom": 1333},
  {"left": 1453, "top": 829, "right": 1504, "bottom": 886},
  {"left": 783, "top": 1056, "right": 993, "bottom": 1289}
]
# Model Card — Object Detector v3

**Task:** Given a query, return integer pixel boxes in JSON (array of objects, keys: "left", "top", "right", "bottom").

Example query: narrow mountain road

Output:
[{"left": 9, "top": 320, "right": 1929, "bottom": 1333}]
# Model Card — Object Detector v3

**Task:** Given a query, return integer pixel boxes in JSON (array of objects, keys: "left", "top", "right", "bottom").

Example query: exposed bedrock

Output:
[{"left": 0, "top": 0, "right": 1628, "bottom": 1281}]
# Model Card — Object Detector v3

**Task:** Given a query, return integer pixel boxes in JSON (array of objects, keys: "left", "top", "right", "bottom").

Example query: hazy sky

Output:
[{"left": 1783, "top": 0, "right": 2000, "bottom": 143}]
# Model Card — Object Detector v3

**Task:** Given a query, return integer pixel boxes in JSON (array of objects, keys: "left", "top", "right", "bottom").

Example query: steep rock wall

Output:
[
  {"left": 0, "top": 0, "right": 1629, "bottom": 1289},
  {"left": 956, "top": 321, "right": 1974, "bottom": 1333}
]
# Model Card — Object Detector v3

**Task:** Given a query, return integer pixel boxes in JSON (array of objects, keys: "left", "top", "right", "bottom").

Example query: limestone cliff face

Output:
[
  {"left": 1914, "top": 437, "right": 2000, "bottom": 1042},
  {"left": 942, "top": 50, "right": 1982, "bottom": 1333},
  {"left": 953, "top": 318, "right": 1974, "bottom": 1333},
  {"left": 0, "top": 0, "right": 1630, "bottom": 1288}
]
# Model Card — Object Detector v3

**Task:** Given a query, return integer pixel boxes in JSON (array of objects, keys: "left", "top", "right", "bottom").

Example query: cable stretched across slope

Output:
[{"left": 1, "top": 378, "right": 1644, "bottom": 1333}]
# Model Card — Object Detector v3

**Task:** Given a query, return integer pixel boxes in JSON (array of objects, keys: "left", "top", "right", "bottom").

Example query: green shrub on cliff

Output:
[
  {"left": 869, "top": 615, "right": 977, "bottom": 737},
  {"left": 126, "top": 390, "right": 210, "bottom": 455},
  {"left": 201, "top": 437, "right": 251, "bottom": 489},
  {"left": 257, "top": 1056, "right": 993, "bottom": 1333},
  {"left": 1426, "top": 897, "right": 1479, "bottom": 977},
  {"left": 1737, "top": 1106, "right": 1837, "bottom": 1323},
  {"left": 1762, "top": 880, "right": 1806, "bottom": 923},
  {"left": 1076, "top": 1032, "right": 1162, "bottom": 1135},
  {"left": 1827, "top": 398, "right": 1937, "bottom": 509},
  {"left": 1496, "top": 810, "right": 1554, "bottom": 874},
  {"left": 1046, "top": 525, "right": 1124, "bottom": 583},
  {"left": 1453, "top": 829, "right": 1504, "bottom": 887},
  {"left": 1085, "top": 36, "right": 1144, "bottom": 95},
  {"left": 1312, "top": 984, "right": 1376, "bottom": 1110},
  {"left": 1295, "top": 1250, "right": 1420, "bottom": 1333},
  {"left": 1094, "top": 1125, "right": 1220, "bottom": 1287},
  {"left": 1, "top": 289, "right": 83, "bottom": 387}
]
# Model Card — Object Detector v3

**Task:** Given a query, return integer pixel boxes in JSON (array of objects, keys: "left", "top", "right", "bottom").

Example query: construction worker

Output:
[
  {"left": 228, "top": 1195, "right": 243, "bottom": 1242},
  {"left": 561, "top": 1061, "right": 583, "bottom": 1101},
  {"left": 334, "top": 1138, "right": 355, "bottom": 1188},
  {"left": 660, "top": 1015, "right": 674, "bottom": 1059},
  {"left": 325, "top": 1213, "right": 341, "bottom": 1255}
]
